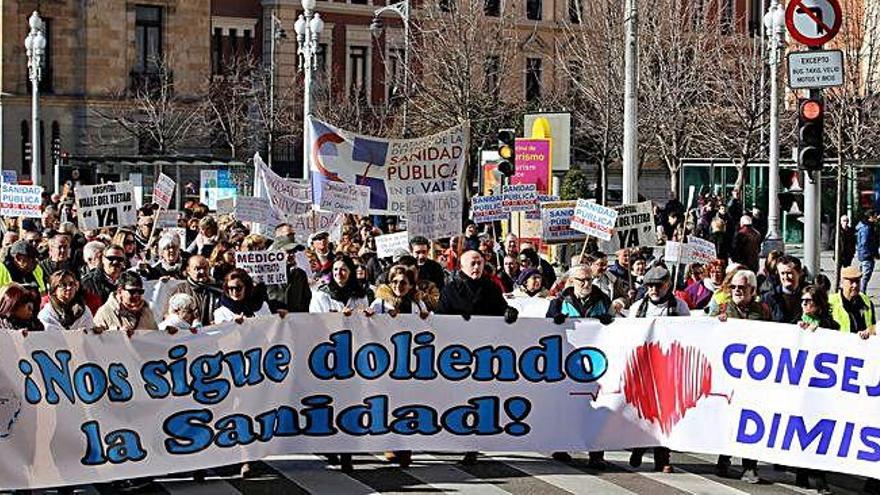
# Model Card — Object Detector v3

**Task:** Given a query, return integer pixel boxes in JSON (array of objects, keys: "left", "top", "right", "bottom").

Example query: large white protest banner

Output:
[
  {"left": 233, "top": 196, "right": 272, "bottom": 224},
  {"left": 1, "top": 315, "right": 878, "bottom": 490},
  {"left": 406, "top": 191, "right": 463, "bottom": 240},
  {"left": 471, "top": 195, "right": 507, "bottom": 224},
  {"left": 289, "top": 210, "right": 341, "bottom": 244},
  {"left": 319, "top": 181, "right": 371, "bottom": 215},
  {"left": 571, "top": 199, "right": 618, "bottom": 241},
  {"left": 600, "top": 201, "right": 657, "bottom": 251},
  {"left": 375, "top": 231, "right": 410, "bottom": 258},
  {"left": 152, "top": 173, "right": 176, "bottom": 209},
  {"left": 308, "top": 117, "right": 468, "bottom": 215},
  {"left": 75, "top": 181, "right": 137, "bottom": 230},
  {"left": 501, "top": 184, "right": 537, "bottom": 212},
  {"left": 0, "top": 184, "right": 43, "bottom": 218},
  {"left": 254, "top": 154, "right": 313, "bottom": 218},
  {"left": 235, "top": 250, "right": 287, "bottom": 285},
  {"left": 541, "top": 200, "right": 587, "bottom": 244}
]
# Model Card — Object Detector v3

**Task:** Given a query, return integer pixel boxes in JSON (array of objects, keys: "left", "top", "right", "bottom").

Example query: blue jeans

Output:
[{"left": 860, "top": 259, "right": 875, "bottom": 292}]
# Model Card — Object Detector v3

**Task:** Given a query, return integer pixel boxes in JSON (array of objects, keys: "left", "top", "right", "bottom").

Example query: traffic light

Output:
[
  {"left": 797, "top": 97, "right": 824, "bottom": 172},
  {"left": 497, "top": 129, "right": 516, "bottom": 177}
]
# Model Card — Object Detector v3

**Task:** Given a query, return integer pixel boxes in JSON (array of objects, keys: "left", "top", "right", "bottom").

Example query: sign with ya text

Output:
[
  {"left": 571, "top": 199, "right": 618, "bottom": 241},
  {"left": 601, "top": 201, "right": 657, "bottom": 251},
  {"left": 406, "top": 191, "right": 463, "bottom": 240},
  {"left": 308, "top": 117, "right": 468, "bottom": 215},
  {"left": 1, "top": 316, "right": 879, "bottom": 489},
  {"left": 75, "top": 181, "right": 137, "bottom": 230},
  {"left": 0, "top": 184, "right": 43, "bottom": 218}
]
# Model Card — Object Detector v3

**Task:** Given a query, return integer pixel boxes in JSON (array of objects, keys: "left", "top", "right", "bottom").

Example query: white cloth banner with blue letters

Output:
[{"left": 0, "top": 315, "right": 877, "bottom": 489}]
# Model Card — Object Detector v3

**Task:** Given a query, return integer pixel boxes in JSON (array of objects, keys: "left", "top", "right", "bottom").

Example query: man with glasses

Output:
[
  {"left": 546, "top": 265, "right": 613, "bottom": 322},
  {"left": 829, "top": 266, "right": 876, "bottom": 338},
  {"left": 39, "top": 233, "right": 75, "bottom": 286},
  {"left": 93, "top": 272, "right": 157, "bottom": 332},
  {"left": 710, "top": 269, "right": 768, "bottom": 483},
  {"left": 82, "top": 244, "right": 128, "bottom": 312},
  {"left": 164, "top": 255, "right": 223, "bottom": 327}
]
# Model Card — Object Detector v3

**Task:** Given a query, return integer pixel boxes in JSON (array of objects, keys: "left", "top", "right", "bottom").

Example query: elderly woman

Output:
[
  {"left": 81, "top": 240, "right": 106, "bottom": 276},
  {"left": 160, "top": 293, "right": 201, "bottom": 334},
  {"left": 213, "top": 269, "right": 272, "bottom": 323},
  {"left": 310, "top": 255, "right": 373, "bottom": 313},
  {"left": 0, "top": 283, "right": 43, "bottom": 331},
  {"left": 511, "top": 268, "right": 548, "bottom": 298},
  {"left": 370, "top": 265, "right": 429, "bottom": 316},
  {"left": 683, "top": 259, "right": 725, "bottom": 310},
  {"left": 144, "top": 232, "right": 186, "bottom": 280},
  {"left": 38, "top": 270, "right": 94, "bottom": 330}
]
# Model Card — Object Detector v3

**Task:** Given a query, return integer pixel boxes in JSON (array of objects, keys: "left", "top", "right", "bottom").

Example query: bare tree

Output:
[{"left": 203, "top": 54, "right": 261, "bottom": 161}]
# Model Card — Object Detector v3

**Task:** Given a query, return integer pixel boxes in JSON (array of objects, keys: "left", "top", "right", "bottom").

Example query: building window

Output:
[
  {"left": 568, "top": 0, "right": 581, "bottom": 23},
  {"left": 485, "top": 0, "right": 500, "bottom": 16},
  {"left": 351, "top": 0, "right": 368, "bottom": 4},
  {"left": 229, "top": 28, "right": 238, "bottom": 57},
  {"left": 212, "top": 28, "right": 223, "bottom": 75},
  {"left": 317, "top": 43, "right": 328, "bottom": 73},
  {"left": 484, "top": 55, "right": 500, "bottom": 98},
  {"left": 348, "top": 46, "right": 369, "bottom": 98},
  {"left": 526, "top": 57, "right": 542, "bottom": 101},
  {"left": 135, "top": 5, "right": 163, "bottom": 73},
  {"left": 243, "top": 29, "right": 253, "bottom": 55},
  {"left": 526, "top": 0, "right": 542, "bottom": 20},
  {"left": 388, "top": 48, "right": 406, "bottom": 100},
  {"left": 20, "top": 121, "right": 29, "bottom": 175}
]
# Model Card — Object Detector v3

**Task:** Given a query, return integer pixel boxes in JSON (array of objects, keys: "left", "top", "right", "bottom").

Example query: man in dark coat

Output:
[
  {"left": 731, "top": 215, "right": 762, "bottom": 272},
  {"left": 266, "top": 236, "right": 312, "bottom": 313},
  {"left": 409, "top": 236, "right": 446, "bottom": 290},
  {"left": 761, "top": 255, "right": 805, "bottom": 324},
  {"left": 164, "top": 255, "right": 223, "bottom": 327}
]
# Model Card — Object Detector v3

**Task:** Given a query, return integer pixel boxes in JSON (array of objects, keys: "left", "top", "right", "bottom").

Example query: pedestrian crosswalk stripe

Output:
[
  {"left": 484, "top": 452, "right": 638, "bottom": 494},
  {"left": 405, "top": 453, "right": 519, "bottom": 494},
  {"left": 158, "top": 479, "right": 241, "bottom": 495},
  {"left": 601, "top": 451, "right": 752, "bottom": 495},
  {"left": 266, "top": 454, "right": 379, "bottom": 495}
]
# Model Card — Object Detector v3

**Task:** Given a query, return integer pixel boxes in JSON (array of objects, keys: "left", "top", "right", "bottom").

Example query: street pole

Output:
[
  {"left": 371, "top": 1, "right": 411, "bottom": 137},
  {"left": 804, "top": 168, "right": 821, "bottom": 276},
  {"left": 269, "top": 14, "right": 276, "bottom": 168},
  {"left": 25, "top": 11, "right": 46, "bottom": 188},
  {"left": 762, "top": 0, "right": 785, "bottom": 253},
  {"left": 295, "top": 0, "right": 324, "bottom": 180},
  {"left": 622, "top": 0, "right": 639, "bottom": 204}
]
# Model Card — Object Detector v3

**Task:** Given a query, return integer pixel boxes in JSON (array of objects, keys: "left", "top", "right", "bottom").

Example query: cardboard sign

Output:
[
  {"left": 527, "top": 194, "right": 559, "bottom": 220},
  {"left": 319, "top": 181, "right": 371, "bottom": 215},
  {"left": 601, "top": 201, "right": 657, "bottom": 251},
  {"left": 2, "top": 170, "right": 18, "bottom": 185},
  {"left": 471, "top": 195, "right": 508, "bottom": 224},
  {"left": 571, "top": 199, "right": 618, "bottom": 241},
  {"left": 290, "top": 211, "right": 342, "bottom": 245},
  {"left": 502, "top": 184, "right": 538, "bottom": 212},
  {"left": 0, "top": 184, "right": 43, "bottom": 218},
  {"left": 540, "top": 200, "right": 587, "bottom": 244},
  {"left": 406, "top": 191, "right": 463, "bottom": 240},
  {"left": 75, "top": 181, "right": 137, "bottom": 230},
  {"left": 152, "top": 173, "right": 176, "bottom": 209},
  {"left": 235, "top": 250, "right": 288, "bottom": 285},
  {"left": 375, "top": 231, "right": 411, "bottom": 259},
  {"left": 234, "top": 196, "right": 272, "bottom": 224}
]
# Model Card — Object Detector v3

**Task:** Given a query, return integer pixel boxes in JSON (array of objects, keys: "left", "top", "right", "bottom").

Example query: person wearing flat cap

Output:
[
  {"left": 829, "top": 265, "right": 876, "bottom": 339},
  {"left": 626, "top": 266, "right": 690, "bottom": 318},
  {"left": 0, "top": 240, "right": 46, "bottom": 295}
]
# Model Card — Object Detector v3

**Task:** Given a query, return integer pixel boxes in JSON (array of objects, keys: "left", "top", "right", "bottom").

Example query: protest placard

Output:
[
  {"left": 664, "top": 238, "right": 716, "bottom": 265},
  {"left": 406, "top": 191, "right": 463, "bottom": 240},
  {"left": 290, "top": 210, "right": 341, "bottom": 244},
  {"left": 0, "top": 184, "right": 43, "bottom": 218},
  {"left": 234, "top": 196, "right": 272, "bottom": 224},
  {"left": 471, "top": 195, "right": 507, "bottom": 224},
  {"left": 155, "top": 210, "right": 181, "bottom": 228},
  {"left": 216, "top": 197, "right": 235, "bottom": 215},
  {"left": 540, "top": 200, "right": 587, "bottom": 244},
  {"left": 152, "top": 173, "right": 176, "bottom": 209},
  {"left": 375, "top": 231, "right": 410, "bottom": 259},
  {"left": 686, "top": 237, "right": 718, "bottom": 264},
  {"left": 235, "top": 250, "right": 287, "bottom": 285},
  {"left": 2, "top": 170, "right": 18, "bottom": 184},
  {"left": 319, "top": 181, "right": 371, "bottom": 215},
  {"left": 502, "top": 184, "right": 538, "bottom": 212},
  {"left": 74, "top": 181, "right": 137, "bottom": 230},
  {"left": 526, "top": 194, "right": 558, "bottom": 220},
  {"left": 570, "top": 199, "right": 618, "bottom": 241},
  {"left": 600, "top": 201, "right": 657, "bottom": 251}
]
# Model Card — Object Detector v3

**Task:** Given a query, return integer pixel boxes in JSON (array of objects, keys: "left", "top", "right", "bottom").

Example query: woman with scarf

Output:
[
  {"left": 213, "top": 269, "right": 271, "bottom": 323},
  {"left": 309, "top": 255, "right": 373, "bottom": 313},
  {"left": 511, "top": 268, "right": 549, "bottom": 298},
  {"left": 143, "top": 232, "right": 186, "bottom": 280},
  {"left": 369, "top": 265, "right": 429, "bottom": 316},
  {"left": 0, "top": 283, "right": 43, "bottom": 332},
  {"left": 38, "top": 270, "right": 94, "bottom": 330}
]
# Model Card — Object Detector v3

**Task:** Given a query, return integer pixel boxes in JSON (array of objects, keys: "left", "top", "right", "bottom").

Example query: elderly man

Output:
[
  {"left": 81, "top": 240, "right": 106, "bottom": 277},
  {"left": 762, "top": 255, "right": 806, "bottom": 324},
  {"left": 159, "top": 293, "right": 200, "bottom": 334},
  {"left": 309, "top": 231, "right": 333, "bottom": 274},
  {"left": 830, "top": 266, "right": 876, "bottom": 338},
  {"left": 627, "top": 266, "right": 690, "bottom": 317},
  {"left": 0, "top": 240, "right": 46, "bottom": 294},
  {"left": 710, "top": 269, "right": 768, "bottom": 483},
  {"left": 94, "top": 272, "right": 157, "bottom": 333},
  {"left": 82, "top": 244, "right": 127, "bottom": 312},
  {"left": 165, "top": 255, "right": 223, "bottom": 327},
  {"left": 39, "top": 233, "right": 75, "bottom": 286}
]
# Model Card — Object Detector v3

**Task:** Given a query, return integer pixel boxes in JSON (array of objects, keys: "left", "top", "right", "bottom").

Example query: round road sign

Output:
[{"left": 785, "top": 0, "right": 842, "bottom": 47}]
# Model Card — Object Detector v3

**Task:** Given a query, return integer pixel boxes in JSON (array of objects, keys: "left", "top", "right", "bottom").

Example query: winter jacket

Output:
[
  {"left": 213, "top": 302, "right": 272, "bottom": 324},
  {"left": 164, "top": 279, "right": 223, "bottom": 327},
  {"left": 267, "top": 265, "right": 312, "bottom": 313},
  {"left": 731, "top": 226, "right": 762, "bottom": 272},
  {"left": 761, "top": 284, "right": 805, "bottom": 324},
  {"left": 437, "top": 271, "right": 508, "bottom": 317},
  {"left": 38, "top": 303, "right": 94, "bottom": 331},
  {"left": 417, "top": 259, "right": 447, "bottom": 291},
  {"left": 856, "top": 221, "right": 878, "bottom": 261},
  {"left": 369, "top": 284, "right": 430, "bottom": 315},
  {"left": 546, "top": 287, "right": 612, "bottom": 319},
  {"left": 93, "top": 294, "right": 157, "bottom": 331}
]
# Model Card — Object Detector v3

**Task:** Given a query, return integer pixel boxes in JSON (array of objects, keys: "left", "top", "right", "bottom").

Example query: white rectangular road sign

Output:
[{"left": 788, "top": 50, "right": 844, "bottom": 89}]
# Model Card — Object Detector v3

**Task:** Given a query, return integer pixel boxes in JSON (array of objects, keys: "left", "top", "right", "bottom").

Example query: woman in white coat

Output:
[
  {"left": 38, "top": 270, "right": 94, "bottom": 330},
  {"left": 213, "top": 269, "right": 272, "bottom": 323},
  {"left": 369, "top": 265, "right": 429, "bottom": 317},
  {"left": 309, "top": 255, "right": 372, "bottom": 313}
]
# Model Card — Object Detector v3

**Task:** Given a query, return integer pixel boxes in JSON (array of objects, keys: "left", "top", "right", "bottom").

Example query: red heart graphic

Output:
[{"left": 622, "top": 341, "right": 713, "bottom": 435}]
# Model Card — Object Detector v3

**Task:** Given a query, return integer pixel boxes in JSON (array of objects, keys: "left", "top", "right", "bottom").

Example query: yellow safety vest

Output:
[
  {"left": 0, "top": 263, "right": 46, "bottom": 295},
  {"left": 829, "top": 292, "right": 875, "bottom": 334}
]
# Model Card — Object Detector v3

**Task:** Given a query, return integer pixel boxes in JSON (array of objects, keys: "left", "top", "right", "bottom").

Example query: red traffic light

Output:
[{"left": 800, "top": 100, "right": 823, "bottom": 120}]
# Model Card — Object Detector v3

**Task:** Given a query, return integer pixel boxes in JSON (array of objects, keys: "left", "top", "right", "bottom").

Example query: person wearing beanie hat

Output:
[
  {"left": 512, "top": 268, "right": 547, "bottom": 298},
  {"left": 0, "top": 240, "right": 46, "bottom": 294}
]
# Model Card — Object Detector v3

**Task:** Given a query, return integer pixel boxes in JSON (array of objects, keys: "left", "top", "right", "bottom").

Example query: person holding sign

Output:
[
  {"left": 213, "top": 269, "right": 271, "bottom": 324},
  {"left": 309, "top": 255, "right": 373, "bottom": 313}
]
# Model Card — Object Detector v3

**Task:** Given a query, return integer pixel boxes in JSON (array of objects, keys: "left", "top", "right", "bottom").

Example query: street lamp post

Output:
[
  {"left": 370, "top": 1, "right": 411, "bottom": 137},
  {"left": 621, "top": 0, "right": 638, "bottom": 205},
  {"left": 762, "top": 0, "right": 786, "bottom": 253},
  {"left": 24, "top": 11, "right": 46, "bottom": 188},
  {"left": 295, "top": 0, "right": 324, "bottom": 179},
  {"left": 268, "top": 13, "right": 286, "bottom": 168}
]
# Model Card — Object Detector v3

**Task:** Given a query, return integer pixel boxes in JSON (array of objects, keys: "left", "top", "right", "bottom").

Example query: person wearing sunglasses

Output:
[
  {"left": 81, "top": 244, "right": 128, "bottom": 314},
  {"left": 38, "top": 270, "right": 94, "bottom": 331},
  {"left": 214, "top": 269, "right": 271, "bottom": 324},
  {"left": 93, "top": 272, "right": 157, "bottom": 333},
  {"left": 710, "top": 269, "right": 769, "bottom": 483}
]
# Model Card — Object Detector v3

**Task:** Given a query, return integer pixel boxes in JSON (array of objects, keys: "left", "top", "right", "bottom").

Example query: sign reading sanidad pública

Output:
[
  {"left": 787, "top": 50, "right": 844, "bottom": 89},
  {"left": 0, "top": 184, "right": 43, "bottom": 218}
]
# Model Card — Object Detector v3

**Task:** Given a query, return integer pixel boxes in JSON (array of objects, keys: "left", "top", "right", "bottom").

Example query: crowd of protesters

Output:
[{"left": 0, "top": 186, "right": 876, "bottom": 495}]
